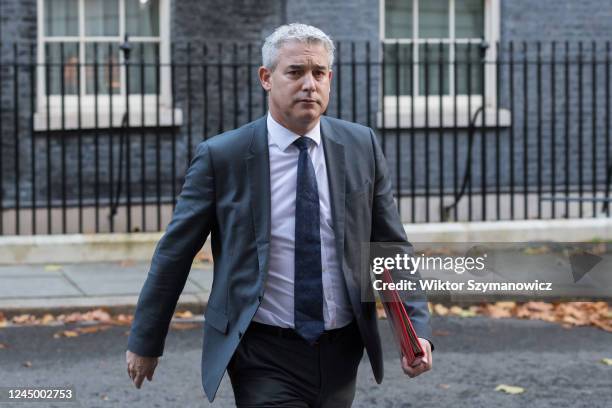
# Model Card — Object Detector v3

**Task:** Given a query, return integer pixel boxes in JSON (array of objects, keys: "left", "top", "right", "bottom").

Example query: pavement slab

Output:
[{"left": 0, "top": 261, "right": 213, "bottom": 314}]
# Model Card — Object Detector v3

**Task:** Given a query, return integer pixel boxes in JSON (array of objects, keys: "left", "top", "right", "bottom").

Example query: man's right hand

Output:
[{"left": 126, "top": 350, "right": 159, "bottom": 389}]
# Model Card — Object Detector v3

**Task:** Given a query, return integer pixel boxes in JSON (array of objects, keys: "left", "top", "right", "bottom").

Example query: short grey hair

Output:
[{"left": 262, "top": 23, "right": 335, "bottom": 71}]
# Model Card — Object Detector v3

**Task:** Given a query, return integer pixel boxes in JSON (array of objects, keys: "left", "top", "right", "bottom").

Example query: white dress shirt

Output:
[{"left": 252, "top": 112, "right": 354, "bottom": 330}]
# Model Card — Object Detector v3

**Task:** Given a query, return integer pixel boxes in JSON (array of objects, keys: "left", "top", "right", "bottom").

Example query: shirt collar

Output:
[{"left": 267, "top": 111, "right": 321, "bottom": 152}]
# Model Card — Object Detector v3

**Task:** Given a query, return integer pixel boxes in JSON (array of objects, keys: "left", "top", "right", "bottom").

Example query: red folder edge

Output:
[{"left": 379, "top": 268, "right": 425, "bottom": 366}]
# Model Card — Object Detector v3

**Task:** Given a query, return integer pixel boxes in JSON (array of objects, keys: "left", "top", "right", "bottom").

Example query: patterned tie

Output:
[{"left": 293, "top": 136, "right": 324, "bottom": 345}]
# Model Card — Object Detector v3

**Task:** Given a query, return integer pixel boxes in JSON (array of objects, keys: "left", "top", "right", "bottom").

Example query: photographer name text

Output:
[{"left": 373, "top": 278, "right": 553, "bottom": 293}]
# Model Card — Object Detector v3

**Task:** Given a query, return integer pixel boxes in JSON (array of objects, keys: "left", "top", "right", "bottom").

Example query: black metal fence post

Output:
[{"left": 0, "top": 40, "right": 611, "bottom": 235}]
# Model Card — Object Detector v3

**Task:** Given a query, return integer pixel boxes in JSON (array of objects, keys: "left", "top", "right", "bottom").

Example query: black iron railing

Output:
[{"left": 0, "top": 40, "right": 611, "bottom": 235}]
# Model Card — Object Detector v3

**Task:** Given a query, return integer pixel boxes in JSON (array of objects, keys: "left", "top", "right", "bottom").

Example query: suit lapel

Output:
[
  {"left": 320, "top": 117, "right": 346, "bottom": 273},
  {"left": 246, "top": 117, "right": 271, "bottom": 276},
  {"left": 246, "top": 116, "right": 350, "bottom": 288},
  {"left": 321, "top": 118, "right": 363, "bottom": 317}
]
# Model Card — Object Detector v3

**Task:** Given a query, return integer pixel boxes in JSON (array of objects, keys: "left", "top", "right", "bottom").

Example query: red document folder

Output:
[{"left": 378, "top": 268, "right": 425, "bottom": 365}]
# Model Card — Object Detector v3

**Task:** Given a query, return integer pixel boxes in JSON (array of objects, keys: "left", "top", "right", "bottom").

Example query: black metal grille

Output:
[{"left": 0, "top": 40, "right": 611, "bottom": 235}]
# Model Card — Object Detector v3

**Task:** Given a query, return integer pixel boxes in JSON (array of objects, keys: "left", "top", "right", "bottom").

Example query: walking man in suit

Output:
[{"left": 126, "top": 23, "right": 433, "bottom": 407}]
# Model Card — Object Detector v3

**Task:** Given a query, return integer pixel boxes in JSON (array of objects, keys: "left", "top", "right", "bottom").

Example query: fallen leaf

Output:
[
  {"left": 433, "top": 330, "right": 450, "bottom": 336},
  {"left": 0, "top": 342, "right": 8, "bottom": 349},
  {"left": 54, "top": 330, "right": 79, "bottom": 338},
  {"left": 191, "top": 262, "right": 208, "bottom": 269},
  {"left": 54, "top": 325, "right": 113, "bottom": 338},
  {"left": 174, "top": 310, "right": 194, "bottom": 319},
  {"left": 590, "top": 318, "right": 612, "bottom": 333},
  {"left": 12, "top": 314, "right": 36, "bottom": 324},
  {"left": 523, "top": 246, "right": 549, "bottom": 255},
  {"left": 590, "top": 243, "right": 607, "bottom": 255},
  {"left": 40, "top": 314, "right": 55, "bottom": 324},
  {"left": 88, "top": 309, "right": 112, "bottom": 322},
  {"left": 495, "top": 384, "right": 525, "bottom": 394},
  {"left": 44, "top": 264, "right": 63, "bottom": 272},
  {"left": 433, "top": 304, "right": 449, "bottom": 316},
  {"left": 449, "top": 306, "right": 463, "bottom": 315},
  {"left": 601, "top": 358, "right": 612, "bottom": 366},
  {"left": 452, "top": 307, "right": 477, "bottom": 318},
  {"left": 170, "top": 322, "right": 200, "bottom": 330},
  {"left": 22, "top": 361, "right": 32, "bottom": 368},
  {"left": 461, "top": 310, "right": 477, "bottom": 318},
  {"left": 62, "top": 312, "right": 84, "bottom": 323},
  {"left": 76, "top": 325, "right": 112, "bottom": 334},
  {"left": 485, "top": 303, "right": 514, "bottom": 319},
  {"left": 113, "top": 314, "right": 134, "bottom": 326},
  {"left": 438, "top": 384, "right": 450, "bottom": 389},
  {"left": 428, "top": 301, "right": 611, "bottom": 332},
  {"left": 119, "top": 259, "right": 135, "bottom": 267},
  {"left": 376, "top": 301, "right": 387, "bottom": 319},
  {"left": 195, "top": 249, "right": 213, "bottom": 263},
  {"left": 523, "top": 301, "right": 554, "bottom": 312}
]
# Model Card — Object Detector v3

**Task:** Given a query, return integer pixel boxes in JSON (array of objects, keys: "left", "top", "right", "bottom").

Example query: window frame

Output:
[
  {"left": 35, "top": 0, "right": 178, "bottom": 130},
  {"left": 379, "top": 0, "right": 505, "bottom": 128}
]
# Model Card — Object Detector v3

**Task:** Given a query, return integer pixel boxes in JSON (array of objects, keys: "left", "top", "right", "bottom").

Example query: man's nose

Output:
[{"left": 301, "top": 72, "right": 316, "bottom": 91}]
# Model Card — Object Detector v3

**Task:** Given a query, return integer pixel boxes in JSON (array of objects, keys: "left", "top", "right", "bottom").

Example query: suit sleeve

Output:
[
  {"left": 368, "top": 128, "right": 434, "bottom": 350},
  {"left": 128, "top": 141, "right": 215, "bottom": 357}
]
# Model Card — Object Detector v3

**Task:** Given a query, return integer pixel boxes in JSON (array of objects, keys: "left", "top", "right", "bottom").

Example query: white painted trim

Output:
[
  {"left": 403, "top": 218, "right": 612, "bottom": 243},
  {"left": 449, "top": 0, "right": 455, "bottom": 95},
  {"left": 119, "top": 0, "right": 126, "bottom": 97},
  {"left": 35, "top": 0, "right": 174, "bottom": 127},
  {"left": 484, "top": 0, "right": 501, "bottom": 107},
  {"left": 0, "top": 218, "right": 609, "bottom": 265},
  {"left": 42, "top": 36, "right": 160, "bottom": 42},
  {"left": 33, "top": 105, "right": 183, "bottom": 131},
  {"left": 159, "top": 0, "right": 171, "bottom": 105},
  {"left": 380, "top": 92, "right": 512, "bottom": 128},
  {"left": 382, "top": 38, "right": 483, "bottom": 44},
  {"left": 413, "top": 0, "right": 419, "bottom": 95},
  {"left": 36, "top": 0, "right": 45, "bottom": 118},
  {"left": 378, "top": 0, "right": 385, "bottom": 44},
  {"left": 380, "top": 0, "right": 503, "bottom": 116}
]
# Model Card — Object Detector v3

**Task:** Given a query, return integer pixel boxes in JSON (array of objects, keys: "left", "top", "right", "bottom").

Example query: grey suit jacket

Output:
[{"left": 128, "top": 115, "right": 432, "bottom": 402}]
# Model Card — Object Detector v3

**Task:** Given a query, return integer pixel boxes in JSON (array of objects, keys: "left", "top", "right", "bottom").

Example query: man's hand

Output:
[
  {"left": 401, "top": 338, "right": 432, "bottom": 378},
  {"left": 126, "top": 350, "right": 159, "bottom": 389}
]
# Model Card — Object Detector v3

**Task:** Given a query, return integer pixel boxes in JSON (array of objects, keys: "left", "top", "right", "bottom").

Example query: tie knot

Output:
[{"left": 293, "top": 137, "right": 312, "bottom": 152}]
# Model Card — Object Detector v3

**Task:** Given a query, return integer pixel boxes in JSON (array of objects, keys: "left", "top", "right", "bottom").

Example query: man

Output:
[{"left": 127, "top": 23, "right": 433, "bottom": 407}]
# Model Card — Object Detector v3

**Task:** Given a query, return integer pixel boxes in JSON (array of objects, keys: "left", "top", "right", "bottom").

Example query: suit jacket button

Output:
[
  {"left": 258, "top": 295, "right": 263, "bottom": 302},
  {"left": 238, "top": 331, "right": 243, "bottom": 339}
]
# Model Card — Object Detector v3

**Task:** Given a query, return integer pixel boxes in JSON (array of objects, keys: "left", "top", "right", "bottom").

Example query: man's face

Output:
[{"left": 259, "top": 41, "right": 333, "bottom": 134}]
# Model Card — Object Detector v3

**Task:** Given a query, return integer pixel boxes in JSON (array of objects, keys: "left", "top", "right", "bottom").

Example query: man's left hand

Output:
[{"left": 401, "top": 338, "right": 432, "bottom": 378}]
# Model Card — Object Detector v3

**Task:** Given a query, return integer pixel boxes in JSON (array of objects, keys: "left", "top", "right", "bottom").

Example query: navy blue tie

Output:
[{"left": 293, "top": 137, "right": 324, "bottom": 345}]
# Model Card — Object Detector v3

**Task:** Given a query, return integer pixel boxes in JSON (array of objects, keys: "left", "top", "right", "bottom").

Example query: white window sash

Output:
[
  {"left": 380, "top": 0, "right": 500, "bottom": 106},
  {"left": 36, "top": 0, "right": 171, "bottom": 116}
]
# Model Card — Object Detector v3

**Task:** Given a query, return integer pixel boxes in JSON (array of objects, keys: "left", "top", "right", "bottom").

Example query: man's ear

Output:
[{"left": 258, "top": 66, "right": 272, "bottom": 92}]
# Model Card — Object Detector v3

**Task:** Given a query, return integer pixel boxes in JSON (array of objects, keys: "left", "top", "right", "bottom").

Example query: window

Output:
[
  {"left": 380, "top": 0, "right": 506, "bottom": 127},
  {"left": 35, "top": 0, "right": 180, "bottom": 130}
]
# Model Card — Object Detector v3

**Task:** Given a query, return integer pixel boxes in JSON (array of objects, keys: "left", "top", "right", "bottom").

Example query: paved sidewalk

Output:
[{"left": 0, "top": 261, "right": 213, "bottom": 314}]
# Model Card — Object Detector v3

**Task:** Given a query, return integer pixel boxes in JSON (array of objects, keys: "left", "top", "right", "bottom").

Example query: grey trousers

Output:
[{"left": 227, "top": 320, "right": 364, "bottom": 408}]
